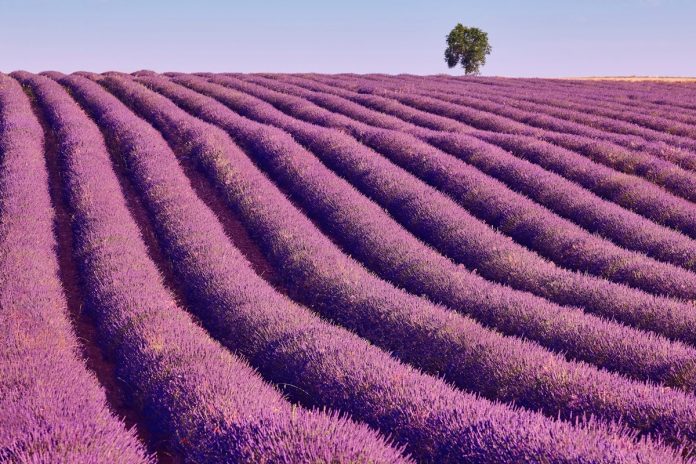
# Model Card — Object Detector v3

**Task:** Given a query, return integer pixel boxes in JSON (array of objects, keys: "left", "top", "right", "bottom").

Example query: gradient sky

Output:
[{"left": 1, "top": 0, "right": 694, "bottom": 76}]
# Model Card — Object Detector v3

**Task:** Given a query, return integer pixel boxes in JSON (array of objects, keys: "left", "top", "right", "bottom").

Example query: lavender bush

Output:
[
  {"left": 308, "top": 74, "right": 696, "bottom": 237},
  {"left": 63, "top": 72, "right": 691, "bottom": 463},
  {"left": 0, "top": 73, "right": 152, "bottom": 463},
  {"left": 16, "top": 71, "right": 407, "bottom": 464},
  {"left": 128, "top": 73, "right": 696, "bottom": 453},
  {"left": 5, "top": 69, "right": 696, "bottom": 463}
]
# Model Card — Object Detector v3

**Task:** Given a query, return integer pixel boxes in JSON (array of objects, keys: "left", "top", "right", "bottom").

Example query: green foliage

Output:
[{"left": 444, "top": 23, "right": 492, "bottom": 75}]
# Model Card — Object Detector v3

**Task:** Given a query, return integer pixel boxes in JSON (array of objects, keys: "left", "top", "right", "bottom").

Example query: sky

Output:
[{"left": 1, "top": 0, "right": 694, "bottom": 77}]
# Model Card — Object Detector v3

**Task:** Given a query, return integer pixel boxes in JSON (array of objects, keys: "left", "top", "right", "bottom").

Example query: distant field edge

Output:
[{"left": 557, "top": 76, "right": 696, "bottom": 82}]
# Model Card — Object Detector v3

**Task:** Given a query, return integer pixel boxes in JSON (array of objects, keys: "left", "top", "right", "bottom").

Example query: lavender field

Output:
[{"left": 3, "top": 71, "right": 696, "bottom": 463}]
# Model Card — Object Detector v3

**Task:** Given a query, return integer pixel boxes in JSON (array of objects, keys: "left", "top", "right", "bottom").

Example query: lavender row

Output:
[
  {"left": 63, "top": 71, "right": 475, "bottom": 462},
  {"left": 261, "top": 73, "right": 696, "bottom": 272},
  {"left": 79, "top": 72, "right": 673, "bottom": 464},
  {"left": 233, "top": 73, "right": 696, "bottom": 288},
  {"left": 309, "top": 74, "right": 696, "bottom": 241},
  {"left": 415, "top": 74, "right": 696, "bottom": 115},
  {"left": 390, "top": 77, "right": 696, "bottom": 150},
  {"left": 323, "top": 74, "right": 696, "bottom": 206},
  {"left": 397, "top": 78, "right": 696, "bottom": 199},
  {"left": 529, "top": 78, "right": 696, "bottom": 106},
  {"left": 443, "top": 75, "right": 696, "bottom": 122},
  {"left": 389, "top": 74, "right": 696, "bottom": 142},
  {"left": 200, "top": 73, "right": 696, "bottom": 349},
  {"left": 499, "top": 82, "right": 696, "bottom": 125},
  {"left": 388, "top": 75, "right": 696, "bottom": 179},
  {"left": 529, "top": 91, "right": 696, "bottom": 139},
  {"left": 596, "top": 85, "right": 696, "bottom": 111},
  {"left": 135, "top": 73, "right": 696, "bottom": 452},
  {"left": 319, "top": 73, "right": 696, "bottom": 197},
  {"left": 440, "top": 76, "right": 696, "bottom": 138},
  {"left": 18, "top": 71, "right": 404, "bottom": 464},
  {"left": 0, "top": 74, "right": 151, "bottom": 463},
  {"left": 294, "top": 73, "right": 696, "bottom": 138}
]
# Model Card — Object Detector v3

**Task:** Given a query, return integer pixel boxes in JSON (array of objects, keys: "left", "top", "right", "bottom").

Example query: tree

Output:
[{"left": 444, "top": 23, "right": 492, "bottom": 75}]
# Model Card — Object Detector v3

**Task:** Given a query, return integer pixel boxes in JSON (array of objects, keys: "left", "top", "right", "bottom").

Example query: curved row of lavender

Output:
[
  {"left": 328, "top": 72, "right": 695, "bottom": 127},
  {"left": 364, "top": 75, "right": 696, "bottom": 205},
  {"left": 396, "top": 77, "right": 696, "bottom": 191},
  {"left": 58, "top": 72, "right": 677, "bottom": 464},
  {"left": 369, "top": 74, "right": 696, "bottom": 163},
  {"left": 312, "top": 76, "right": 693, "bottom": 215},
  {"left": 497, "top": 75, "right": 696, "bottom": 98},
  {"left": 254, "top": 73, "right": 696, "bottom": 273},
  {"left": 199, "top": 74, "right": 696, "bottom": 343},
  {"left": 308, "top": 74, "right": 696, "bottom": 238},
  {"left": 326, "top": 73, "right": 696, "bottom": 205},
  {"left": 0, "top": 74, "right": 151, "bottom": 463},
  {"left": 126, "top": 73, "right": 696, "bottom": 454},
  {"left": 525, "top": 86, "right": 696, "bottom": 129},
  {"left": 344, "top": 72, "right": 696, "bottom": 139},
  {"left": 438, "top": 75, "right": 696, "bottom": 119},
  {"left": 400, "top": 78, "right": 696, "bottom": 186},
  {"left": 438, "top": 75, "right": 696, "bottom": 114},
  {"left": 578, "top": 83, "right": 696, "bottom": 112},
  {"left": 435, "top": 75, "right": 696, "bottom": 143},
  {"left": 535, "top": 78, "right": 696, "bottom": 110},
  {"left": 171, "top": 74, "right": 696, "bottom": 379},
  {"left": 449, "top": 76, "right": 696, "bottom": 136},
  {"left": 15, "top": 71, "right": 407, "bottom": 464}
]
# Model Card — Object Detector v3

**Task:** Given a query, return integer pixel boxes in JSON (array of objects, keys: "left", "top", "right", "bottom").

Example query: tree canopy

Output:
[{"left": 444, "top": 23, "right": 492, "bottom": 75}]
